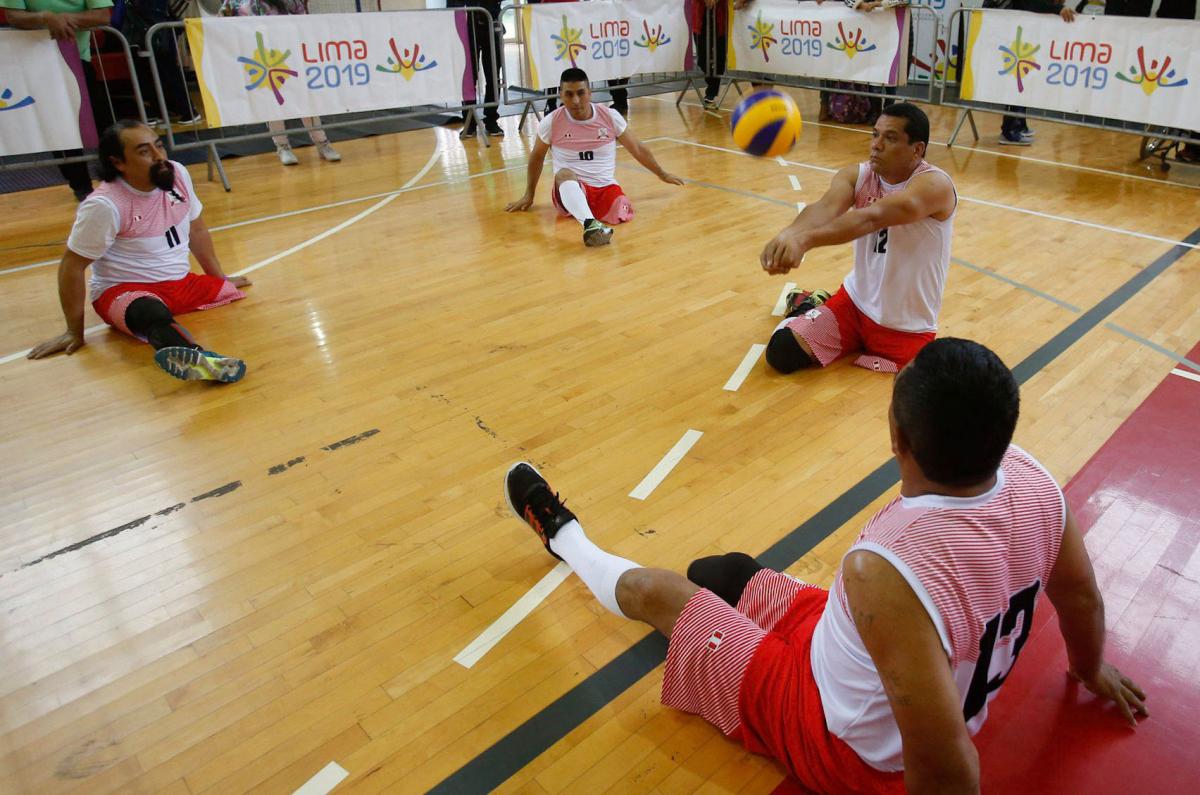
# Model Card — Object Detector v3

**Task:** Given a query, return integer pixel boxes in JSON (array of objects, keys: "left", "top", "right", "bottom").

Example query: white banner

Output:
[
  {"left": 519, "top": 0, "right": 694, "bottom": 91},
  {"left": 185, "top": 12, "right": 471, "bottom": 128},
  {"left": 909, "top": 0, "right": 967, "bottom": 83},
  {"left": 960, "top": 10, "right": 1200, "bottom": 131},
  {"left": 727, "top": 0, "right": 911, "bottom": 86},
  {"left": 0, "top": 31, "right": 94, "bottom": 157}
]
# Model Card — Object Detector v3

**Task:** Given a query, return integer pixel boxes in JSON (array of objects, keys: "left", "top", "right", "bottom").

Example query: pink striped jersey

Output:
[
  {"left": 810, "top": 445, "right": 1066, "bottom": 771},
  {"left": 67, "top": 162, "right": 203, "bottom": 301},
  {"left": 536, "top": 103, "right": 628, "bottom": 188},
  {"left": 843, "top": 160, "right": 956, "bottom": 334}
]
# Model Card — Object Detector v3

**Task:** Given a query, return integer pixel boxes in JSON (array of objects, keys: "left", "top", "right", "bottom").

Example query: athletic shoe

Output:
[
  {"left": 504, "top": 462, "right": 576, "bottom": 560},
  {"left": 276, "top": 145, "right": 299, "bottom": 165},
  {"left": 484, "top": 122, "right": 505, "bottom": 137},
  {"left": 317, "top": 142, "right": 342, "bottom": 162},
  {"left": 583, "top": 219, "right": 613, "bottom": 247},
  {"left": 998, "top": 131, "right": 1031, "bottom": 146},
  {"left": 154, "top": 347, "right": 247, "bottom": 384},
  {"left": 173, "top": 113, "right": 204, "bottom": 127},
  {"left": 702, "top": 96, "right": 720, "bottom": 111},
  {"left": 784, "top": 288, "right": 831, "bottom": 318},
  {"left": 459, "top": 118, "right": 477, "bottom": 140}
]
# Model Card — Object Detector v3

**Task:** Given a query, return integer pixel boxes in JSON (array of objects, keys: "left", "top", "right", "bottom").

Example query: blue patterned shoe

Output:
[{"left": 154, "top": 347, "right": 246, "bottom": 383}]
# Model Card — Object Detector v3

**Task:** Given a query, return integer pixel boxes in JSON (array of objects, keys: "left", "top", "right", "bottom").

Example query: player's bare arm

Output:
[
  {"left": 616, "top": 129, "right": 684, "bottom": 186},
  {"left": 759, "top": 164, "right": 857, "bottom": 273},
  {"left": 844, "top": 550, "right": 982, "bottom": 795},
  {"left": 27, "top": 250, "right": 92, "bottom": 360},
  {"left": 1046, "top": 507, "right": 1148, "bottom": 727},
  {"left": 506, "top": 137, "right": 551, "bottom": 212},
  {"left": 189, "top": 216, "right": 251, "bottom": 288},
  {"left": 762, "top": 170, "right": 954, "bottom": 275}
]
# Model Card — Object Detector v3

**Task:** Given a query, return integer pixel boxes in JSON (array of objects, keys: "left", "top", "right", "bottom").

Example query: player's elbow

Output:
[{"left": 904, "top": 737, "right": 979, "bottom": 794}]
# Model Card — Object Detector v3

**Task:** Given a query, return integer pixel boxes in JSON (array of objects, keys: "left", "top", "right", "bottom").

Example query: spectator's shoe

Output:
[
  {"left": 702, "top": 96, "right": 720, "bottom": 111},
  {"left": 154, "top": 347, "right": 247, "bottom": 384},
  {"left": 459, "top": 119, "right": 477, "bottom": 140},
  {"left": 317, "top": 142, "right": 342, "bottom": 162},
  {"left": 1176, "top": 144, "right": 1200, "bottom": 163},
  {"left": 998, "top": 131, "right": 1031, "bottom": 146},
  {"left": 276, "top": 145, "right": 299, "bottom": 165},
  {"left": 582, "top": 219, "right": 613, "bottom": 247},
  {"left": 504, "top": 462, "right": 576, "bottom": 560},
  {"left": 784, "top": 288, "right": 832, "bottom": 319},
  {"left": 174, "top": 113, "right": 204, "bottom": 127},
  {"left": 484, "top": 122, "right": 505, "bottom": 137}
]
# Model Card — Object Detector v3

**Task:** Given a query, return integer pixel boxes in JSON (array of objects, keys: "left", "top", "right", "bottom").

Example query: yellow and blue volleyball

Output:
[{"left": 730, "top": 90, "right": 803, "bottom": 158}]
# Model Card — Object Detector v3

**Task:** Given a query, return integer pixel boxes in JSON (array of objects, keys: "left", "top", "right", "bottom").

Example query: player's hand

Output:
[
  {"left": 505, "top": 194, "right": 534, "bottom": 212},
  {"left": 27, "top": 331, "right": 85, "bottom": 360},
  {"left": 1060, "top": 6, "right": 1077, "bottom": 20},
  {"left": 658, "top": 172, "right": 685, "bottom": 186},
  {"left": 229, "top": 275, "right": 253, "bottom": 289},
  {"left": 760, "top": 229, "right": 809, "bottom": 275},
  {"left": 1069, "top": 663, "right": 1148, "bottom": 727},
  {"left": 42, "top": 12, "right": 78, "bottom": 40}
]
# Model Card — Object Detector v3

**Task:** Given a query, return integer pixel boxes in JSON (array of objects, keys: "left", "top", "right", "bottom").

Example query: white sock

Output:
[
  {"left": 549, "top": 520, "right": 639, "bottom": 617},
  {"left": 557, "top": 180, "right": 593, "bottom": 225}
]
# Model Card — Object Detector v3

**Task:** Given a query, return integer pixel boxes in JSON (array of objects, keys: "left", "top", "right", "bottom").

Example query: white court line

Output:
[
  {"left": 293, "top": 761, "right": 349, "bottom": 795},
  {"left": 796, "top": 201, "right": 806, "bottom": 213},
  {"left": 775, "top": 155, "right": 788, "bottom": 167},
  {"left": 788, "top": 174, "right": 802, "bottom": 191},
  {"left": 453, "top": 561, "right": 571, "bottom": 668},
  {"left": 1171, "top": 368, "right": 1200, "bottom": 384},
  {"left": 771, "top": 281, "right": 797, "bottom": 316},
  {"left": 647, "top": 93, "right": 1200, "bottom": 192},
  {"left": 724, "top": 344, "right": 766, "bottom": 392},
  {"left": 658, "top": 137, "right": 1200, "bottom": 250},
  {"left": 629, "top": 429, "right": 704, "bottom": 500}
]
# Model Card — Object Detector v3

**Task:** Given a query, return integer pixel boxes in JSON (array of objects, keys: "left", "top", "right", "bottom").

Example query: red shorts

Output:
[
  {"left": 551, "top": 181, "right": 635, "bottom": 225},
  {"left": 782, "top": 286, "right": 935, "bottom": 373},
  {"left": 93, "top": 273, "right": 244, "bottom": 340},
  {"left": 662, "top": 570, "right": 904, "bottom": 795}
]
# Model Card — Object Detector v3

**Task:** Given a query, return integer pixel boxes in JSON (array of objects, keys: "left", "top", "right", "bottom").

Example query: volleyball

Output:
[{"left": 730, "top": 90, "right": 803, "bottom": 158}]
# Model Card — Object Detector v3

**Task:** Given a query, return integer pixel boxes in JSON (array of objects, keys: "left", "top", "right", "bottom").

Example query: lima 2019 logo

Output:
[
  {"left": 550, "top": 14, "right": 673, "bottom": 66},
  {"left": 997, "top": 26, "right": 1040, "bottom": 93},
  {"left": 997, "top": 28, "right": 1190, "bottom": 96},
  {"left": 551, "top": 15, "right": 587, "bottom": 67},
  {"left": 238, "top": 32, "right": 298, "bottom": 105},
  {"left": 0, "top": 87, "right": 36, "bottom": 112},
  {"left": 376, "top": 40, "right": 438, "bottom": 81},
  {"left": 1116, "top": 47, "right": 1188, "bottom": 95},
  {"left": 747, "top": 13, "right": 875, "bottom": 62}
]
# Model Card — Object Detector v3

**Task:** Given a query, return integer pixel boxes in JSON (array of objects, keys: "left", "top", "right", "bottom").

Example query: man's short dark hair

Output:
[
  {"left": 559, "top": 67, "right": 590, "bottom": 87},
  {"left": 98, "top": 119, "right": 149, "bottom": 182},
  {"left": 891, "top": 338, "right": 1019, "bottom": 486},
  {"left": 880, "top": 102, "right": 930, "bottom": 147}
]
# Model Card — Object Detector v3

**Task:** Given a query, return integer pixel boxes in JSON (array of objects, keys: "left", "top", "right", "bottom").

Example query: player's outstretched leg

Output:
[
  {"left": 505, "top": 462, "right": 695, "bottom": 633},
  {"left": 124, "top": 296, "right": 246, "bottom": 383},
  {"left": 554, "top": 170, "right": 612, "bottom": 247}
]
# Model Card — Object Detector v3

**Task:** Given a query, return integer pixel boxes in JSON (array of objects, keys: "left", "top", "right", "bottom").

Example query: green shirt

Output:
[{"left": 0, "top": 0, "right": 114, "bottom": 61}]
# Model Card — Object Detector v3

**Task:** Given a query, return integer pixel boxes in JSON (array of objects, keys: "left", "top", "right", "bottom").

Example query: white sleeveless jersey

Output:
[
  {"left": 537, "top": 103, "right": 627, "bottom": 188},
  {"left": 842, "top": 160, "right": 956, "bottom": 333},
  {"left": 810, "top": 445, "right": 1066, "bottom": 771}
]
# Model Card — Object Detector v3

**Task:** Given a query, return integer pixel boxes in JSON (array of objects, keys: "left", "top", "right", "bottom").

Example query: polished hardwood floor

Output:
[{"left": 1, "top": 87, "right": 1198, "bottom": 793}]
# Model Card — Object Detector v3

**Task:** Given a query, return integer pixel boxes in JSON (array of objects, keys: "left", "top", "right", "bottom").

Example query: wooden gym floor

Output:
[{"left": 1, "top": 87, "right": 1198, "bottom": 793}]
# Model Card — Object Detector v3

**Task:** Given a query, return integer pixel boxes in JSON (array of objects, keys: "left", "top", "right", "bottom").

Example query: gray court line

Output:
[
  {"left": 1103, "top": 322, "right": 1200, "bottom": 373},
  {"left": 950, "top": 257, "right": 1082, "bottom": 313}
]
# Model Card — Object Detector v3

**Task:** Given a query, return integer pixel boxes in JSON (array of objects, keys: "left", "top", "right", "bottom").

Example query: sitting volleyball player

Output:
[
  {"left": 28, "top": 120, "right": 250, "bottom": 382},
  {"left": 761, "top": 103, "right": 957, "bottom": 375},
  {"left": 505, "top": 67, "right": 683, "bottom": 246},
  {"left": 505, "top": 338, "right": 1147, "bottom": 794}
]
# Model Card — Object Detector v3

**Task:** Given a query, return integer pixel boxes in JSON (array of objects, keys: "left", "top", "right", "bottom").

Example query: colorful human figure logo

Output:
[
  {"left": 551, "top": 14, "right": 586, "bottom": 67},
  {"left": 0, "top": 87, "right": 36, "bottom": 112},
  {"left": 997, "top": 26, "right": 1040, "bottom": 93},
  {"left": 1116, "top": 47, "right": 1189, "bottom": 96},
  {"left": 237, "top": 32, "right": 297, "bottom": 105},
  {"left": 634, "top": 21, "right": 671, "bottom": 53},
  {"left": 829, "top": 23, "right": 877, "bottom": 59},
  {"left": 376, "top": 40, "right": 439, "bottom": 80},
  {"left": 748, "top": 12, "right": 777, "bottom": 62}
]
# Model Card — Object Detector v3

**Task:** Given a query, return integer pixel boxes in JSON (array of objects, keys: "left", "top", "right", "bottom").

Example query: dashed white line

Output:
[
  {"left": 788, "top": 174, "right": 802, "bottom": 191},
  {"left": 796, "top": 201, "right": 807, "bottom": 213},
  {"left": 629, "top": 429, "right": 704, "bottom": 500},
  {"left": 293, "top": 761, "right": 349, "bottom": 795},
  {"left": 772, "top": 281, "right": 797, "bottom": 316},
  {"left": 724, "top": 344, "right": 766, "bottom": 392},
  {"left": 453, "top": 562, "right": 571, "bottom": 668}
]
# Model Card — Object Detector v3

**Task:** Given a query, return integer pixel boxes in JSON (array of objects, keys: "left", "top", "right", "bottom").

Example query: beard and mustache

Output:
[{"left": 150, "top": 160, "right": 176, "bottom": 192}]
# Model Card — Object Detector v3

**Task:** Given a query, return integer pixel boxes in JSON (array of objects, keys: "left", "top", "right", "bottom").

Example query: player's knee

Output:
[
  {"left": 125, "top": 296, "right": 173, "bottom": 330},
  {"left": 687, "top": 552, "right": 764, "bottom": 607},
  {"left": 554, "top": 168, "right": 579, "bottom": 186},
  {"left": 765, "top": 327, "right": 813, "bottom": 374}
]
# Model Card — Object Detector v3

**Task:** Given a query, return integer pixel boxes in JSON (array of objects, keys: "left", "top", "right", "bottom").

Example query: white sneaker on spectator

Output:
[
  {"left": 317, "top": 142, "right": 341, "bottom": 162},
  {"left": 276, "top": 145, "right": 299, "bottom": 166}
]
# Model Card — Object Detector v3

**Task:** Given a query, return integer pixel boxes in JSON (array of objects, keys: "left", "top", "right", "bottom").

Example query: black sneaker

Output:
[
  {"left": 484, "top": 122, "right": 505, "bottom": 137},
  {"left": 504, "top": 463, "right": 576, "bottom": 560},
  {"left": 582, "top": 219, "right": 613, "bottom": 247},
  {"left": 784, "top": 288, "right": 831, "bottom": 318}
]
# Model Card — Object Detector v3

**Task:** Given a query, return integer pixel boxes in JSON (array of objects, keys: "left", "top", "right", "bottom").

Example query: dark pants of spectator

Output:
[
  {"left": 696, "top": 14, "right": 727, "bottom": 100},
  {"left": 59, "top": 58, "right": 116, "bottom": 198},
  {"left": 455, "top": 4, "right": 503, "bottom": 125},
  {"left": 608, "top": 79, "right": 628, "bottom": 113},
  {"left": 134, "top": 32, "right": 195, "bottom": 120}
]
